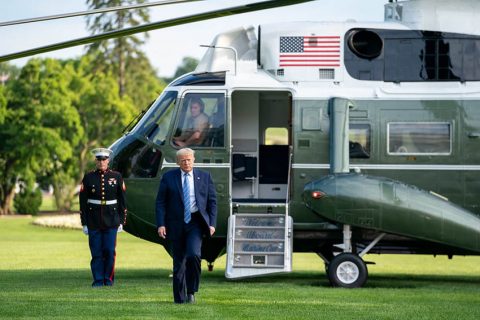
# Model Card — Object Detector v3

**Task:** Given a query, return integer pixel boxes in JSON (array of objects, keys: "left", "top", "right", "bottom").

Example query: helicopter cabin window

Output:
[
  {"left": 265, "top": 127, "right": 288, "bottom": 145},
  {"left": 137, "top": 90, "right": 177, "bottom": 146},
  {"left": 113, "top": 140, "right": 162, "bottom": 179},
  {"left": 172, "top": 93, "right": 225, "bottom": 148},
  {"left": 388, "top": 122, "right": 451, "bottom": 155},
  {"left": 349, "top": 124, "right": 370, "bottom": 159}
]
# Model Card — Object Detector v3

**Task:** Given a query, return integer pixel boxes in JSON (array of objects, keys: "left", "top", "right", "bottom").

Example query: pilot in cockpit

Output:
[{"left": 173, "top": 98, "right": 209, "bottom": 147}]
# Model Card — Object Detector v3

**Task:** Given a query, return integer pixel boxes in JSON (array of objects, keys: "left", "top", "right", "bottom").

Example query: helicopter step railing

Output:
[{"left": 225, "top": 203, "right": 293, "bottom": 279}]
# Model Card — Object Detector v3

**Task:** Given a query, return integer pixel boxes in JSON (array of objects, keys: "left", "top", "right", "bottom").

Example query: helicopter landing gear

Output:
[
  {"left": 325, "top": 225, "right": 386, "bottom": 288},
  {"left": 328, "top": 253, "right": 367, "bottom": 288},
  {"left": 207, "top": 262, "right": 214, "bottom": 271}
]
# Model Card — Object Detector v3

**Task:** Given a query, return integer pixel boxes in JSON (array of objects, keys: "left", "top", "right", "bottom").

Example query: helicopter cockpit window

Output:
[
  {"left": 137, "top": 90, "right": 177, "bottom": 146},
  {"left": 349, "top": 124, "right": 371, "bottom": 159},
  {"left": 388, "top": 122, "right": 451, "bottom": 155},
  {"left": 172, "top": 93, "right": 225, "bottom": 148}
]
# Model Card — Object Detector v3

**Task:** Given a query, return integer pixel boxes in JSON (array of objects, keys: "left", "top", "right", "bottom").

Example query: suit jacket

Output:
[{"left": 155, "top": 168, "right": 217, "bottom": 240}]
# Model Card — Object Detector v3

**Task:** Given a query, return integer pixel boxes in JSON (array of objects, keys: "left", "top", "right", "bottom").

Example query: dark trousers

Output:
[
  {"left": 171, "top": 214, "right": 203, "bottom": 303},
  {"left": 88, "top": 228, "right": 117, "bottom": 286}
]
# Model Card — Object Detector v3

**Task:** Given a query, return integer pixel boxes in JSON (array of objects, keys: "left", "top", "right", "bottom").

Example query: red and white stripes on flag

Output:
[{"left": 279, "top": 36, "right": 341, "bottom": 67}]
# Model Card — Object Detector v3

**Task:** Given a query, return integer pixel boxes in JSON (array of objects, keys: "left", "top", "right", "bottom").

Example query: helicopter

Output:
[{"left": 3, "top": 0, "right": 480, "bottom": 288}]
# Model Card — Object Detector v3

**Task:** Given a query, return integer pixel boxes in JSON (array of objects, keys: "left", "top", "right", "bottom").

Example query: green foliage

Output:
[
  {"left": 169, "top": 56, "right": 199, "bottom": 82},
  {"left": 85, "top": 0, "right": 165, "bottom": 107},
  {"left": 0, "top": 58, "right": 81, "bottom": 214},
  {"left": 73, "top": 54, "right": 136, "bottom": 148},
  {"left": 0, "top": 85, "right": 6, "bottom": 124},
  {"left": 49, "top": 55, "right": 136, "bottom": 211},
  {"left": 0, "top": 62, "right": 20, "bottom": 83},
  {"left": 125, "top": 51, "right": 166, "bottom": 110},
  {"left": 1, "top": 218, "right": 480, "bottom": 319},
  {"left": 0, "top": 55, "right": 141, "bottom": 214},
  {"left": 13, "top": 184, "right": 42, "bottom": 215}
]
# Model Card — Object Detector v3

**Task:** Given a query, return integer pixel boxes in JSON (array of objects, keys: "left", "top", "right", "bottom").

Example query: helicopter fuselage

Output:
[{"left": 110, "top": 17, "right": 480, "bottom": 286}]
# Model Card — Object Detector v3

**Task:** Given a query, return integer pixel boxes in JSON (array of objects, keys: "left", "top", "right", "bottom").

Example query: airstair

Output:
[{"left": 225, "top": 202, "right": 293, "bottom": 278}]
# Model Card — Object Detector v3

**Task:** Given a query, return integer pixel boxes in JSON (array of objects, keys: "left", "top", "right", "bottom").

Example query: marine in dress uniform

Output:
[{"left": 80, "top": 148, "right": 127, "bottom": 287}]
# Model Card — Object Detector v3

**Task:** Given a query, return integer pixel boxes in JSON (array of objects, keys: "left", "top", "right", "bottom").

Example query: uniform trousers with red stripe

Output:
[{"left": 88, "top": 228, "right": 117, "bottom": 286}]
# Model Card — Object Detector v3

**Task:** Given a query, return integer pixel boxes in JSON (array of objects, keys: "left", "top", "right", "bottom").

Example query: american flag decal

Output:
[{"left": 279, "top": 36, "right": 341, "bottom": 67}]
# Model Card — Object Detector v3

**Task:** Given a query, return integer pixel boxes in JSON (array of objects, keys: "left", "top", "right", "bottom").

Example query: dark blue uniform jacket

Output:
[{"left": 80, "top": 169, "right": 127, "bottom": 230}]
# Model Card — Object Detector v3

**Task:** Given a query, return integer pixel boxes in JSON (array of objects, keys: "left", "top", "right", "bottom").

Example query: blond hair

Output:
[{"left": 176, "top": 148, "right": 195, "bottom": 159}]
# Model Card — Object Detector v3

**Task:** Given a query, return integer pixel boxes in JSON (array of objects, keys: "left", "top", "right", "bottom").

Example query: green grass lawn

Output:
[
  {"left": 39, "top": 194, "right": 80, "bottom": 213},
  {"left": 38, "top": 194, "right": 58, "bottom": 212},
  {"left": 1, "top": 217, "right": 480, "bottom": 319}
]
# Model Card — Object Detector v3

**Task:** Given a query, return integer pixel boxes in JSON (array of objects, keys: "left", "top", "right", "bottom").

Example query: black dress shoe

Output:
[{"left": 186, "top": 294, "right": 195, "bottom": 304}]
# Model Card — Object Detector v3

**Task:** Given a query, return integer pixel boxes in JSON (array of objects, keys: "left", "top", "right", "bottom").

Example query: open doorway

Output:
[{"left": 231, "top": 90, "right": 292, "bottom": 201}]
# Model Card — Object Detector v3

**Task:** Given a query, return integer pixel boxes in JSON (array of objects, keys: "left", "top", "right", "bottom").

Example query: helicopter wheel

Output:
[{"left": 327, "top": 253, "right": 367, "bottom": 288}]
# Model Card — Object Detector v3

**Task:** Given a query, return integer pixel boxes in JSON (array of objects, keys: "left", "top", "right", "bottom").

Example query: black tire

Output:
[{"left": 327, "top": 253, "right": 368, "bottom": 288}]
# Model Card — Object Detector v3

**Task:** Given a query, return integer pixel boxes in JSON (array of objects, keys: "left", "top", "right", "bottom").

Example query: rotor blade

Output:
[
  {"left": 0, "top": 0, "right": 200, "bottom": 27},
  {"left": 0, "top": 0, "right": 313, "bottom": 63}
]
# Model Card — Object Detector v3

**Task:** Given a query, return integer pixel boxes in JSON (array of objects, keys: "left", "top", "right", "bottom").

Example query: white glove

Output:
[
  {"left": 82, "top": 225, "right": 88, "bottom": 235},
  {"left": 117, "top": 224, "right": 123, "bottom": 233}
]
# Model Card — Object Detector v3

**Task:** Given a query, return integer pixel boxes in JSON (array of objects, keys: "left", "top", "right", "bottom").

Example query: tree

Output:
[
  {"left": 0, "top": 59, "right": 81, "bottom": 214},
  {"left": 85, "top": 0, "right": 165, "bottom": 111},
  {"left": 169, "top": 56, "right": 199, "bottom": 82},
  {"left": 124, "top": 51, "right": 166, "bottom": 110},
  {"left": 72, "top": 54, "right": 136, "bottom": 179},
  {"left": 0, "top": 62, "right": 18, "bottom": 124},
  {"left": 0, "top": 62, "right": 20, "bottom": 85},
  {"left": 14, "top": 182, "right": 42, "bottom": 215},
  {"left": 41, "top": 55, "right": 136, "bottom": 212}
]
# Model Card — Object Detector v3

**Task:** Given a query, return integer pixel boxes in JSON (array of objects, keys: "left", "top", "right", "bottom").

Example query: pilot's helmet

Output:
[{"left": 91, "top": 148, "right": 112, "bottom": 160}]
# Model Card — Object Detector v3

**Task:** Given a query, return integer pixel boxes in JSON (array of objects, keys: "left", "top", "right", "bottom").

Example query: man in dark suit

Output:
[{"left": 155, "top": 148, "right": 217, "bottom": 304}]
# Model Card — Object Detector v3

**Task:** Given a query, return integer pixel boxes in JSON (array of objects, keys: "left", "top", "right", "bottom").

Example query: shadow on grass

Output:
[
  {"left": 1, "top": 268, "right": 479, "bottom": 290},
  {"left": 170, "top": 267, "right": 480, "bottom": 289},
  {"left": 210, "top": 269, "right": 480, "bottom": 289},
  {"left": 366, "top": 273, "right": 480, "bottom": 288}
]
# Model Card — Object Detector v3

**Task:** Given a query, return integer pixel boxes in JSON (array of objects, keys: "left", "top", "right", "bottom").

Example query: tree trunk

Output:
[{"left": 0, "top": 187, "right": 15, "bottom": 215}]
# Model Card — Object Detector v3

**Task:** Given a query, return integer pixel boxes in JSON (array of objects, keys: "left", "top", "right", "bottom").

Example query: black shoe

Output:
[{"left": 186, "top": 294, "right": 195, "bottom": 304}]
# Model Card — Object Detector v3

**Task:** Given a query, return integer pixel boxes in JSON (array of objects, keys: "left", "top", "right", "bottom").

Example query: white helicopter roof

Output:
[{"left": 192, "top": 0, "right": 480, "bottom": 100}]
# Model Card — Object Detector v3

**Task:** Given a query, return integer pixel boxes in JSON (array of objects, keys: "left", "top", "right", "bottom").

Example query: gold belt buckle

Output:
[{"left": 101, "top": 200, "right": 106, "bottom": 205}]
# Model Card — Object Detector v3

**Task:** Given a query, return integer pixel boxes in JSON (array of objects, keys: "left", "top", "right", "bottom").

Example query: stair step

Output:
[{"left": 233, "top": 202, "right": 287, "bottom": 214}]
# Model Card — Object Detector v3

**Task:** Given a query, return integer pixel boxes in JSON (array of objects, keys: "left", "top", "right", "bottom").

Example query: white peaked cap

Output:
[{"left": 91, "top": 148, "right": 113, "bottom": 158}]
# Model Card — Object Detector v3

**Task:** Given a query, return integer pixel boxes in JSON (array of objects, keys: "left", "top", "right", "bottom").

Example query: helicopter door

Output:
[
  {"left": 226, "top": 90, "right": 293, "bottom": 279},
  {"left": 230, "top": 91, "right": 292, "bottom": 201}
]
